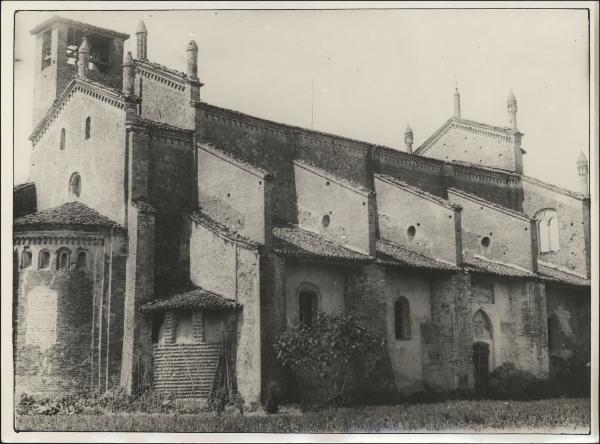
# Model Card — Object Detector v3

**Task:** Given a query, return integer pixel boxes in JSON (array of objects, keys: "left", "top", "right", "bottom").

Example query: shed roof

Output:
[
  {"left": 464, "top": 256, "right": 535, "bottom": 279},
  {"left": 141, "top": 287, "right": 241, "bottom": 313},
  {"left": 272, "top": 225, "right": 372, "bottom": 263},
  {"left": 537, "top": 264, "right": 590, "bottom": 287},
  {"left": 376, "top": 239, "right": 459, "bottom": 272}
]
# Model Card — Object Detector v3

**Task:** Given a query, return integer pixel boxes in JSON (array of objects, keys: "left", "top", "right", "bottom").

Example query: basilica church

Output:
[{"left": 13, "top": 16, "right": 591, "bottom": 405}]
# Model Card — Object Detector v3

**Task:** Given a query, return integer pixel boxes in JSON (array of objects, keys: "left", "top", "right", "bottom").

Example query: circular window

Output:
[
  {"left": 322, "top": 215, "right": 331, "bottom": 227},
  {"left": 481, "top": 236, "right": 491, "bottom": 248},
  {"left": 407, "top": 225, "right": 416, "bottom": 238}
]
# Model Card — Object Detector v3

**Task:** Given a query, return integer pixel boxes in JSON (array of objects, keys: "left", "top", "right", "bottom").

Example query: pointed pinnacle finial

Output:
[
  {"left": 405, "top": 124, "right": 413, "bottom": 134},
  {"left": 577, "top": 151, "right": 588, "bottom": 164},
  {"left": 136, "top": 21, "right": 147, "bottom": 34},
  {"left": 78, "top": 36, "right": 90, "bottom": 53}
]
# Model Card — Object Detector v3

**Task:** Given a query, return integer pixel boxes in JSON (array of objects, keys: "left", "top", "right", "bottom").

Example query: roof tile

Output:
[
  {"left": 141, "top": 287, "right": 241, "bottom": 313},
  {"left": 273, "top": 225, "right": 372, "bottom": 263},
  {"left": 14, "top": 201, "right": 121, "bottom": 229},
  {"left": 376, "top": 239, "right": 458, "bottom": 271},
  {"left": 464, "top": 256, "right": 535, "bottom": 279},
  {"left": 537, "top": 264, "right": 590, "bottom": 287}
]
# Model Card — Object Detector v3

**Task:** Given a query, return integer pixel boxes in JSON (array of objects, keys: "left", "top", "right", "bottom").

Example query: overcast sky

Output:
[{"left": 13, "top": 8, "right": 590, "bottom": 191}]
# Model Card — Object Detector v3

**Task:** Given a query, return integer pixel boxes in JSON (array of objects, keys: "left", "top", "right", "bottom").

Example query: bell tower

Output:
[{"left": 30, "top": 16, "right": 129, "bottom": 127}]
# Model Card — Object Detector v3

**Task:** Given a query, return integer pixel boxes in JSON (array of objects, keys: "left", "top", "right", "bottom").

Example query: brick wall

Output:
[
  {"left": 384, "top": 269, "right": 433, "bottom": 392},
  {"left": 424, "top": 272, "right": 473, "bottom": 391},
  {"left": 522, "top": 178, "right": 589, "bottom": 276},
  {"left": 417, "top": 119, "right": 521, "bottom": 173},
  {"left": 188, "top": 219, "right": 262, "bottom": 403},
  {"left": 545, "top": 285, "right": 590, "bottom": 361},
  {"left": 197, "top": 146, "right": 270, "bottom": 244},
  {"left": 135, "top": 65, "right": 196, "bottom": 130},
  {"left": 448, "top": 189, "right": 535, "bottom": 271},
  {"left": 153, "top": 342, "right": 221, "bottom": 398},
  {"left": 374, "top": 175, "right": 460, "bottom": 265},
  {"left": 294, "top": 161, "right": 375, "bottom": 255},
  {"left": 13, "top": 229, "right": 125, "bottom": 395}
]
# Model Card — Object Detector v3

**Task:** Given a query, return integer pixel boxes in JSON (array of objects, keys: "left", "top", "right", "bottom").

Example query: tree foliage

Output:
[{"left": 273, "top": 312, "right": 385, "bottom": 404}]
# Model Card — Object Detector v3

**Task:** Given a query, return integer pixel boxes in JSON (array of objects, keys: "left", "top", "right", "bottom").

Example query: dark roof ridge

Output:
[
  {"left": 374, "top": 173, "right": 462, "bottom": 210},
  {"left": 198, "top": 143, "right": 273, "bottom": 179},
  {"left": 128, "top": 117, "right": 194, "bottom": 134},
  {"left": 376, "top": 238, "right": 459, "bottom": 271},
  {"left": 134, "top": 58, "right": 198, "bottom": 83},
  {"left": 447, "top": 187, "right": 531, "bottom": 221},
  {"left": 522, "top": 175, "right": 587, "bottom": 200},
  {"left": 188, "top": 210, "right": 260, "bottom": 248},
  {"left": 294, "top": 160, "right": 372, "bottom": 195}
]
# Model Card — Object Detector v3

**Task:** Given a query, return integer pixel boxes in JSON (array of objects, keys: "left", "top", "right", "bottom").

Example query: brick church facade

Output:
[{"left": 13, "top": 16, "right": 591, "bottom": 404}]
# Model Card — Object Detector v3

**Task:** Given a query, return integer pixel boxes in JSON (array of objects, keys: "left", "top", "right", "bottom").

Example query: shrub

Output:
[
  {"left": 485, "top": 363, "right": 547, "bottom": 400},
  {"left": 273, "top": 311, "right": 385, "bottom": 406}
]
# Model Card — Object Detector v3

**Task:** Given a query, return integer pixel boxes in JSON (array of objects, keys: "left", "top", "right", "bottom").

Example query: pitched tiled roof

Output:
[
  {"left": 129, "top": 117, "right": 194, "bottom": 134},
  {"left": 30, "top": 15, "right": 130, "bottom": 39},
  {"left": 272, "top": 226, "right": 372, "bottom": 263},
  {"left": 14, "top": 201, "right": 120, "bottom": 229},
  {"left": 537, "top": 264, "right": 590, "bottom": 287},
  {"left": 376, "top": 239, "right": 458, "bottom": 271},
  {"left": 464, "top": 256, "right": 535, "bottom": 279},
  {"left": 198, "top": 143, "right": 273, "bottom": 179},
  {"left": 141, "top": 287, "right": 241, "bottom": 313},
  {"left": 294, "top": 160, "right": 372, "bottom": 195},
  {"left": 189, "top": 211, "right": 260, "bottom": 247},
  {"left": 374, "top": 174, "right": 461, "bottom": 210}
]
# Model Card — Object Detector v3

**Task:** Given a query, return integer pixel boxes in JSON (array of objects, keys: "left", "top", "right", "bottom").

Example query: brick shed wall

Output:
[
  {"left": 374, "top": 176, "right": 460, "bottom": 265},
  {"left": 153, "top": 342, "right": 221, "bottom": 398},
  {"left": 29, "top": 92, "right": 127, "bottom": 225},
  {"left": 522, "top": 179, "right": 589, "bottom": 276}
]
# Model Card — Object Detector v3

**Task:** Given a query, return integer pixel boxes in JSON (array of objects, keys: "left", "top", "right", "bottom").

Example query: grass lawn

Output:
[{"left": 15, "top": 398, "right": 590, "bottom": 434}]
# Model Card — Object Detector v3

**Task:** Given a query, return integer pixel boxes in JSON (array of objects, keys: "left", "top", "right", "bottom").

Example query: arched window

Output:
[
  {"left": 38, "top": 250, "right": 50, "bottom": 269},
  {"left": 535, "top": 209, "right": 559, "bottom": 252},
  {"left": 57, "top": 249, "right": 70, "bottom": 271},
  {"left": 394, "top": 297, "right": 411, "bottom": 339},
  {"left": 60, "top": 128, "right": 66, "bottom": 150},
  {"left": 21, "top": 250, "right": 32, "bottom": 269},
  {"left": 299, "top": 289, "right": 318, "bottom": 327},
  {"left": 84, "top": 117, "right": 91, "bottom": 139},
  {"left": 76, "top": 251, "right": 87, "bottom": 271},
  {"left": 69, "top": 173, "right": 81, "bottom": 198}
]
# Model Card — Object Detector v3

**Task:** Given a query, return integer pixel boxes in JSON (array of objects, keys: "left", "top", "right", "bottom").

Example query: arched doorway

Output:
[
  {"left": 473, "top": 341, "right": 490, "bottom": 386},
  {"left": 472, "top": 309, "right": 493, "bottom": 387}
]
